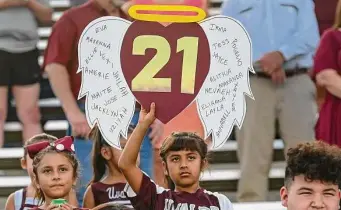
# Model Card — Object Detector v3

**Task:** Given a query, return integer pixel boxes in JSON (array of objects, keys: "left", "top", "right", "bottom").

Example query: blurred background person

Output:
[
  {"left": 313, "top": 0, "right": 341, "bottom": 149},
  {"left": 221, "top": 0, "right": 320, "bottom": 202},
  {"left": 0, "top": 0, "right": 52, "bottom": 147},
  {"left": 313, "top": 0, "right": 339, "bottom": 110}
]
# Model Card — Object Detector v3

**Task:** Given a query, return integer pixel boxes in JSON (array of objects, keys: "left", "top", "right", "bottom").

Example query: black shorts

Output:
[{"left": 0, "top": 48, "right": 41, "bottom": 86}]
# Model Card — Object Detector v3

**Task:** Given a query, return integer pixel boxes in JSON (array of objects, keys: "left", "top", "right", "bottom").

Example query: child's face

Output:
[
  {"left": 35, "top": 153, "right": 76, "bottom": 200},
  {"left": 280, "top": 175, "right": 340, "bottom": 210},
  {"left": 163, "top": 150, "right": 203, "bottom": 189}
]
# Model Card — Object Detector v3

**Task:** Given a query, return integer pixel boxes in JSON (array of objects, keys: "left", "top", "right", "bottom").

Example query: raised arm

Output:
[{"left": 118, "top": 103, "right": 156, "bottom": 194}]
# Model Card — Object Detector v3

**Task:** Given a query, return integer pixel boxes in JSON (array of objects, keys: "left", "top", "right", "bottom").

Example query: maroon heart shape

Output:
[{"left": 120, "top": 21, "right": 210, "bottom": 124}]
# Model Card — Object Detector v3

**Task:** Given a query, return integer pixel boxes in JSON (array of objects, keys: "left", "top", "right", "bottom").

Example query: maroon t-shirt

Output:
[
  {"left": 312, "top": 29, "right": 341, "bottom": 146},
  {"left": 124, "top": 173, "right": 233, "bottom": 210},
  {"left": 91, "top": 182, "right": 132, "bottom": 208}
]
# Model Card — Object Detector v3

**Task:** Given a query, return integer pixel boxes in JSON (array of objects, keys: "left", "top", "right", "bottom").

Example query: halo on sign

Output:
[{"left": 128, "top": 5, "right": 206, "bottom": 23}]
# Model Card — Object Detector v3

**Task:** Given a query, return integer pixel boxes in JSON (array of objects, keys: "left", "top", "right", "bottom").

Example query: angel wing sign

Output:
[{"left": 77, "top": 5, "right": 254, "bottom": 149}]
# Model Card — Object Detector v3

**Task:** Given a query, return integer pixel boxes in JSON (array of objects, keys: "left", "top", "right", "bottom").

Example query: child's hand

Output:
[
  {"left": 45, "top": 204, "right": 59, "bottom": 210},
  {"left": 139, "top": 102, "right": 156, "bottom": 127},
  {"left": 59, "top": 203, "right": 74, "bottom": 210}
]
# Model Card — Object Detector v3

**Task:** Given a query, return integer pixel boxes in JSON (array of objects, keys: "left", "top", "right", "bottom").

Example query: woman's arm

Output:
[
  {"left": 27, "top": 0, "right": 52, "bottom": 24},
  {"left": 316, "top": 69, "right": 341, "bottom": 98},
  {"left": 118, "top": 103, "right": 156, "bottom": 194}
]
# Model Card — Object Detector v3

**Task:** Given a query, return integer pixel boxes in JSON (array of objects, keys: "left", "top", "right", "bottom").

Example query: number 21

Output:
[{"left": 131, "top": 35, "right": 199, "bottom": 94}]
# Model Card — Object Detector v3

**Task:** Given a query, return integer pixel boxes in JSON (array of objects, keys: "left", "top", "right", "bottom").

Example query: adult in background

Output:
[
  {"left": 43, "top": 0, "right": 163, "bottom": 205},
  {"left": 0, "top": 0, "right": 51, "bottom": 147},
  {"left": 313, "top": 0, "right": 341, "bottom": 156},
  {"left": 313, "top": 0, "right": 338, "bottom": 110},
  {"left": 221, "top": 0, "right": 320, "bottom": 202}
]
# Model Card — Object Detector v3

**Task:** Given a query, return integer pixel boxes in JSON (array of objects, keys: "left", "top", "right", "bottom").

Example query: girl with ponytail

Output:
[{"left": 83, "top": 124, "right": 137, "bottom": 209}]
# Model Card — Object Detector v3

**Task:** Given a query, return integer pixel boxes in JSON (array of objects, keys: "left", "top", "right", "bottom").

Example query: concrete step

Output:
[
  {"left": 0, "top": 138, "right": 286, "bottom": 168},
  {"left": 210, "top": 140, "right": 285, "bottom": 163},
  {"left": 6, "top": 100, "right": 65, "bottom": 123},
  {"left": 200, "top": 162, "right": 285, "bottom": 192},
  {"left": 3, "top": 120, "right": 68, "bottom": 147},
  {"left": 0, "top": 162, "right": 285, "bottom": 196}
]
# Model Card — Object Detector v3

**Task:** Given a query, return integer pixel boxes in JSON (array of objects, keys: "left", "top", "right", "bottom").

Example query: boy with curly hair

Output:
[{"left": 280, "top": 141, "right": 341, "bottom": 209}]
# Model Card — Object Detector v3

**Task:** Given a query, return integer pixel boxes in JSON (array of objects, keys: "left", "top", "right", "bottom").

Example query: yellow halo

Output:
[{"left": 128, "top": 5, "right": 206, "bottom": 23}]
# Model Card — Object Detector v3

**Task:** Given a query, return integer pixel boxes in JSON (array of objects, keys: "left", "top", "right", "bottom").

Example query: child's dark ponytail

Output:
[
  {"left": 89, "top": 125, "right": 107, "bottom": 184},
  {"left": 89, "top": 124, "right": 135, "bottom": 184}
]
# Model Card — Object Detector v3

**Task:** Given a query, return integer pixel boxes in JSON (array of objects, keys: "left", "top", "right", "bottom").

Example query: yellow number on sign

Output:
[
  {"left": 177, "top": 37, "right": 199, "bottom": 94},
  {"left": 132, "top": 35, "right": 171, "bottom": 92},
  {"left": 131, "top": 35, "right": 199, "bottom": 94}
]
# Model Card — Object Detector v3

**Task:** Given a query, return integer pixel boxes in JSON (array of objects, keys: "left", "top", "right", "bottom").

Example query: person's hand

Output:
[
  {"left": 58, "top": 203, "right": 74, "bottom": 210},
  {"left": 45, "top": 204, "right": 59, "bottom": 210},
  {"left": 67, "top": 109, "right": 91, "bottom": 138},
  {"left": 149, "top": 119, "right": 164, "bottom": 147},
  {"left": 316, "top": 69, "right": 339, "bottom": 87},
  {"left": 258, "top": 51, "right": 285, "bottom": 75},
  {"left": 139, "top": 103, "right": 156, "bottom": 127},
  {"left": 271, "top": 68, "right": 286, "bottom": 85}
]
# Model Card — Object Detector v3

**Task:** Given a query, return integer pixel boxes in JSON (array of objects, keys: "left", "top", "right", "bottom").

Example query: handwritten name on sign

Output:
[
  {"left": 196, "top": 16, "right": 254, "bottom": 149},
  {"left": 77, "top": 17, "right": 135, "bottom": 149},
  {"left": 77, "top": 15, "right": 254, "bottom": 150}
]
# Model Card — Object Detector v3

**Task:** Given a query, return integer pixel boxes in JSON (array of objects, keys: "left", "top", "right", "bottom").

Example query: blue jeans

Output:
[{"left": 68, "top": 103, "right": 153, "bottom": 206}]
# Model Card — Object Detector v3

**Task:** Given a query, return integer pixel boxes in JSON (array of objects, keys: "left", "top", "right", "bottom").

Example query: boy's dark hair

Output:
[
  {"left": 23, "top": 133, "right": 58, "bottom": 160},
  {"left": 89, "top": 124, "right": 135, "bottom": 184},
  {"left": 284, "top": 141, "right": 341, "bottom": 188},
  {"left": 160, "top": 132, "right": 208, "bottom": 190}
]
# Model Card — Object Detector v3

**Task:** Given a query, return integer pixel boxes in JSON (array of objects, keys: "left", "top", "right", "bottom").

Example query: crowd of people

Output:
[{"left": 1, "top": 0, "right": 341, "bottom": 209}]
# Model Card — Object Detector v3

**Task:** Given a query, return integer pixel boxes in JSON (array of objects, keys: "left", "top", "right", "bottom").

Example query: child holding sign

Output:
[
  {"left": 123, "top": 0, "right": 210, "bottom": 189},
  {"left": 26, "top": 136, "right": 80, "bottom": 210},
  {"left": 118, "top": 103, "right": 233, "bottom": 210},
  {"left": 82, "top": 125, "right": 136, "bottom": 209}
]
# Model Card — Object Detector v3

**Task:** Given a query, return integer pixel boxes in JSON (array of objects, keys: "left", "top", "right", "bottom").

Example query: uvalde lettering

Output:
[{"left": 164, "top": 199, "right": 220, "bottom": 210}]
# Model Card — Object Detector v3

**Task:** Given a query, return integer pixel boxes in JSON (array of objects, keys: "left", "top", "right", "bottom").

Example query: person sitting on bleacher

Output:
[
  {"left": 4, "top": 133, "right": 77, "bottom": 210},
  {"left": 280, "top": 141, "right": 341, "bottom": 209},
  {"left": 0, "top": 0, "right": 52, "bottom": 148}
]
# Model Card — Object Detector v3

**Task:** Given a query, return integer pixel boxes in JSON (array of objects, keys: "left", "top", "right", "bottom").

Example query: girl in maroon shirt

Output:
[
  {"left": 118, "top": 103, "right": 233, "bottom": 210},
  {"left": 82, "top": 125, "right": 135, "bottom": 209},
  {"left": 313, "top": 1, "right": 341, "bottom": 147},
  {"left": 26, "top": 136, "right": 80, "bottom": 210}
]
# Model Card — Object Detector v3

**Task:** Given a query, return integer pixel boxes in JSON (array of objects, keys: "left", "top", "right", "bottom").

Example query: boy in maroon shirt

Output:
[{"left": 43, "top": 0, "right": 163, "bottom": 205}]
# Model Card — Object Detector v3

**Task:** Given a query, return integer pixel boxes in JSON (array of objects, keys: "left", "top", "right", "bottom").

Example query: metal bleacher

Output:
[{"left": 0, "top": 0, "right": 287, "bottom": 209}]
